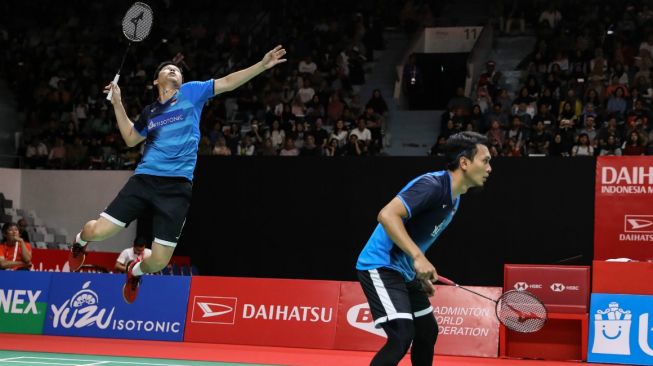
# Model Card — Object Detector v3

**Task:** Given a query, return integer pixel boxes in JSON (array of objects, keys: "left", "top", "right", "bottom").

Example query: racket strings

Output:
[
  {"left": 497, "top": 290, "right": 547, "bottom": 333},
  {"left": 122, "top": 2, "right": 153, "bottom": 42}
]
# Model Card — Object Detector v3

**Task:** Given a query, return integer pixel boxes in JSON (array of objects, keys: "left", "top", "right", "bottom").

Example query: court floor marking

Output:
[{"left": 0, "top": 357, "right": 204, "bottom": 366}]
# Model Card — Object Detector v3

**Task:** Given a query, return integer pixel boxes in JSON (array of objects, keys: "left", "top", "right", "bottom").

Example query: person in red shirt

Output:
[{"left": 0, "top": 222, "right": 32, "bottom": 270}]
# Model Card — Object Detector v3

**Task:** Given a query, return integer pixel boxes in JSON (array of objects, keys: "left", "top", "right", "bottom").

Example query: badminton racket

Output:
[
  {"left": 106, "top": 2, "right": 154, "bottom": 101},
  {"left": 437, "top": 275, "right": 547, "bottom": 333}
]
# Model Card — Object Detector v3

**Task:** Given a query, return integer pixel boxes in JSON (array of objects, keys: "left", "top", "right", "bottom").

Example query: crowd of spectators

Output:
[
  {"left": 433, "top": 0, "right": 653, "bottom": 157},
  {"left": 0, "top": 0, "right": 405, "bottom": 169}
]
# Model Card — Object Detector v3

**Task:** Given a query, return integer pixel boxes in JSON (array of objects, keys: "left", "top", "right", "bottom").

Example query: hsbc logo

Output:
[
  {"left": 191, "top": 296, "right": 237, "bottom": 325},
  {"left": 624, "top": 215, "right": 653, "bottom": 233},
  {"left": 346, "top": 303, "right": 386, "bottom": 338},
  {"left": 514, "top": 282, "right": 542, "bottom": 291},
  {"left": 550, "top": 283, "right": 580, "bottom": 292}
]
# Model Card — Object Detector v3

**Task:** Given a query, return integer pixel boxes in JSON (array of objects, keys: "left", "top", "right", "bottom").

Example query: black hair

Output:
[
  {"left": 2, "top": 222, "right": 17, "bottom": 233},
  {"left": 133, "top": 236, "right": 150, "bottom": 247},
  {"left": 444, "top": 131, "right": 489, "bottom": 171},
  {"left": 153, "top": 61, "right": 180, "bottom": 81}
]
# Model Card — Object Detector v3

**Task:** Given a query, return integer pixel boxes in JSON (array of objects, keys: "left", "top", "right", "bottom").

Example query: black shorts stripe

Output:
[
  {"left": 103, "top": 174, "right": 192, "bottom": 246},
  {"left": 358, "top": 268, "right": 434, "bottom": 327}
]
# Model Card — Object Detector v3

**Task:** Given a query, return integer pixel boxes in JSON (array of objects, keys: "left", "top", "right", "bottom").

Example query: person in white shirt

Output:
[
  {"left": 297, "top": 80, "right": 316, "bottom": 104},
  {"left": 115, "top": 237, "right": 152, "bottom": 273},
  {"left": 571, "top": 133, "right": 595, "bottom": 157},
  {"left": 538, "top": 5, "right": 561, "bottom": 29},
  {"left": 349, "top": 118, "right": 372, "bottom": 143},
  {"left": 298, "top": 56, "right": 317, "bottom": 74}
]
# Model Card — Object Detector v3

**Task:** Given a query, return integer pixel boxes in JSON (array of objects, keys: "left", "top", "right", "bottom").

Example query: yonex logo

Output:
[
  {"left": 191, "top": 296, "right": 237, "bottom": 325},
  {"left": 624, "top": 215, "right": 653, "bottom": 233},
  {"left": 514, "top": 282, "right": 529, "bottom": 291},
  {"left": 551, "top": 283, "right": 566, "bottom": 292},
  {"left": 0, "top": 289, "right": 41, "bottom": 314}
]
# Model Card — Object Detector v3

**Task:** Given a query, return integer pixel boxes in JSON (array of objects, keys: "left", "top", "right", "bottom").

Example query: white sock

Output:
[
  {"left": 131, "top": 262, "right": 144, "bottom": 276},
  {"left": 76, "top": 232, "right": 88, "bottom": 246}
]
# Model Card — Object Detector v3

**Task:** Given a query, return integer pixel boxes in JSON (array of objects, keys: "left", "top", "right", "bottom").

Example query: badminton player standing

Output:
[
  {"left": 68, "top": 45, "right": 287, "bottom": 304},
  {"left": 356, "top": 131, "right": 491, "bottom": 366}
]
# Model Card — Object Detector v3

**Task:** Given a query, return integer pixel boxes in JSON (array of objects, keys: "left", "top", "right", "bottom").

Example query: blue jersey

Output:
[
  {"left": 134, "top": 80, "right": 214, "bottom": 181},
  {"left": 356, "top": 171, "right": 460, "bottom": 281}
]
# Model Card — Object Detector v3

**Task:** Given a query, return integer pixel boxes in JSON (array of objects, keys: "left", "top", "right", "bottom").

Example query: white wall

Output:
[
  {"left": 0, "top": 168, "right": 22, "bottom": 208},
  {"left": 3, "top": 169, "right": 136, "bottom": 252}
]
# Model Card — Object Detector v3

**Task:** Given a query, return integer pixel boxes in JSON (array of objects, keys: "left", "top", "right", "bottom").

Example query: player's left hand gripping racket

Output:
[
  {"left": 437, "top": 275, "right": 547, "bottom": 333},
  {"left": 106, "top": 2, "right": 154, "bottom": 101}
]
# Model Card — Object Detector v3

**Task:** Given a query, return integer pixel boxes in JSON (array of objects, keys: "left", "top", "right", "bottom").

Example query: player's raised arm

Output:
[
  {"left": 214, "top": 45, "right": 287, "bottom": 95},
  {"left": 104, "top": 83, "right": 145, "bottom": 148}
]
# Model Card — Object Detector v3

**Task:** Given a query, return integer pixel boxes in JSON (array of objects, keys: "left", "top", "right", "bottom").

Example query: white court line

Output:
[
  {"left": 2, "top": 361, "right": 81, "bottom": 365},
  {"left": 10, "top": 357, "right": 201, "bottom": 366},
  {"left": 0, "top": 357, "right": 23, "bottom": 362}
]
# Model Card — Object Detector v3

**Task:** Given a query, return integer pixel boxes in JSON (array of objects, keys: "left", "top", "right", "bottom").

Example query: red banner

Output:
[
  {"left": 335, "top": 282, "right": 386, "bottom": 351},
  {"left": 335, "top": 281, "right": 501, "bottom": 357},
  {"left": 184, "top": 276, "right": 341, "bottom": 349},
  {"left": 29, "top": 248, "right": 190, "bottom": 273},
  {"left": 595, "top": 156, "right": 653, "bottom": 261},
  {"left": 503, "top": 264, "right": 590, "bottom": 313},
  {"left": 592, "top": 260, "right": 653, "bottom": 295}
]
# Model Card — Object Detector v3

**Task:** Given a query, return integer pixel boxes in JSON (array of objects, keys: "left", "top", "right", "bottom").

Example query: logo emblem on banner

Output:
[
  {"left": 346, "top": 303, "right": 386, "bottom": 338},
  {"left": 0, "top": 290, "right": 41, "bottom": 314},
  {"left": 624, "top": 215, "right": 653, "bottom": 233},
  {"left": 191, "top": 296, "right": 237, "bottom": 324},
  {"left": 50, "top": 281, "right": 114, "bottom": 329},
  {"left": 592, "top": 302, "right": 632, "bottom": 355},
  {"left": 0, "top": 272, "right": 51, "bottom": 335},
  {"left": 44, "top": 273, "right": 189, "bottom": 341}
]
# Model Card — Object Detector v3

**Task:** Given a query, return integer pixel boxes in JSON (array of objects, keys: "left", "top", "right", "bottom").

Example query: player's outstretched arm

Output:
[{"left": 214, "top": 45, "right": 287, "bottom": 96}]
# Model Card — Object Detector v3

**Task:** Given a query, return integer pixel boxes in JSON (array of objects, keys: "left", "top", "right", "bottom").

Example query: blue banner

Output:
[
  {"left": 43, "top": 273, "right": 190, "bottom": 341},
  {"left": 588, "top": 293, "right": 653, "bottom": 365},
  {"left": 0, "top": 271, "right": 52, "bottom": 334}
]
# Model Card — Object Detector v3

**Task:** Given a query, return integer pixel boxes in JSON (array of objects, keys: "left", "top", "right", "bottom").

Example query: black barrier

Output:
[{"left": 177, "top": 157, "right": 595, "bottom": 286}]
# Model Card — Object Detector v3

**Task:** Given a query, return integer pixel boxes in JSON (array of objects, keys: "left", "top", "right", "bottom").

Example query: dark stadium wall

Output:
[{"left": 178, "top": 157, "right": 596, "bottom": 287}]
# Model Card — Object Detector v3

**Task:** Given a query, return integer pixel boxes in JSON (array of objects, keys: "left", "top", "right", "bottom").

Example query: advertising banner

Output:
[
  {"left": 592, "top": 260, "right": 653, "bottom": 295},
  {"left": 0, "top": 271, "right": 51, "bottom": 334},
  {"left": 184, "top": 276, "right": 341, "bottom": 349},
  {"left": 504, "top": 264, "right": 590, "bottom": 313},
  {"left": 588, "top": 293, "right": 653, "bottom": 365},
  {"left": 29, "top": 249, "right": 190, "bottom": 273},
  {"left": 335, "top": 281, "right": 501, "bottom": 357},
  {"left": 595, "top": 157, "right": 653, "bottom": 261},
  {"left": 43, "top": 273, "right": 190, "bottom": 341}
]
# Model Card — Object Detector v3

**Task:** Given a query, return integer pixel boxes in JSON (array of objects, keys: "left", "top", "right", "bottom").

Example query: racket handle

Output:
[
  {"left": 106, "top": 74, "right": 121, "bottom": 101},
  {"left": 437, "top": 275, "right": 455, "bottom": 286}
]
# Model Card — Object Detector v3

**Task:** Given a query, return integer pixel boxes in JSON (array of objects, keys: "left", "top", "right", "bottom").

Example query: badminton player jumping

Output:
[
  {"left": 356, "top": 131, "right": 491, "bottom": 366},
  {"left": 68, "top": 45, "right": 287, "bottom": 304}
]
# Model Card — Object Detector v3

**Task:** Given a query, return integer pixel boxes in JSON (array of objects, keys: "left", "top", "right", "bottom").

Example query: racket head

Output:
[
  {"left": 122, "top": 2, "right": 153, "bottom": 42},
  {"left": 496, "top": 290, "right": 547, "bottom": 333}
]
